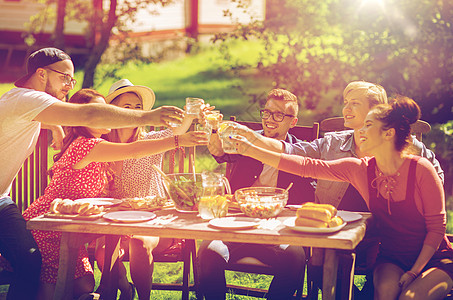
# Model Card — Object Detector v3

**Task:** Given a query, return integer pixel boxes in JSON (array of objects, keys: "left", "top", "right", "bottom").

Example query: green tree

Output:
[
  {"left": 25, "top": 0, "right": 176, "bottom": 88},
  {"left": 215, "top": 0, "right": 453, "bottom": 124}
]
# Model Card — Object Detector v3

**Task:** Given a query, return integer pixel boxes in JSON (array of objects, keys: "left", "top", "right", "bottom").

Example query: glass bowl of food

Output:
[
  {"left": 162, "top": 173, "right": 203, "bottom": 212},
  {"left": 234, "top": 187, "right": 288, "bottom": 218}
]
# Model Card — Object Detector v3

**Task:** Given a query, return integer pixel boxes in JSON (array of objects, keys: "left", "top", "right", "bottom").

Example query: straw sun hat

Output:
[{"left": 106, "top": 79, "right": 156, "bottom": 110}]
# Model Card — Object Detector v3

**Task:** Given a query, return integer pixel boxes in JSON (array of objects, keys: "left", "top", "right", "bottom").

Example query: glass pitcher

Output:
[{"left": 198, "top": 171, "right": 232, "bottom": 220}]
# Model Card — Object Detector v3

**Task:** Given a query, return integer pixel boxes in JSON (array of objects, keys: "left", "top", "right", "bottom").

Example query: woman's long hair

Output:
[{"left": 49, "top": 89, "right": 109, "bottom": 179}]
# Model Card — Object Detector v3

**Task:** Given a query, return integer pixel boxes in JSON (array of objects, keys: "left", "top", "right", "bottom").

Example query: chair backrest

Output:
[
  {"left": 150, "top": 124, "right": 196, "bottom": 175},
  {"left": 10, "top": 129, "right": 49, "bottom": 213},
  {"left": 320, "top": 116, "right": 431, "bottom": 141}
]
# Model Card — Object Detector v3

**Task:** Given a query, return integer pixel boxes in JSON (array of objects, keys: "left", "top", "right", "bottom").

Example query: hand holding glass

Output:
[{"left": 217, "top": 121, "right": 248, "bottom": 154}]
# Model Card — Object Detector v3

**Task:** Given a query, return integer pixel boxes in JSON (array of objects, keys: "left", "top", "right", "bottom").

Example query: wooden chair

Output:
[
  {"left": 320, "top": 116, "right": 431, "bottom": 141},
  {"left": 9, "top": 129, "right": 49, "bottom": 212},
  {"left": 90, "top": 125, "right": 198, "bottom": 300},
  {"left": 151, "top": 124, "right": 198, "bottom": 299},
  {"left": 1, "top": 129, "right": 49, "bottom": 286},
  {"left": 221, "top": 117, "right": 320, "bottom": 299}
]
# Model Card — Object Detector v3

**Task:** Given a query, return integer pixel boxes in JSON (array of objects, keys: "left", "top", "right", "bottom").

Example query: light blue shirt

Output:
[{"left": 282, "top": 130, "right": 444, "bottom": 207}]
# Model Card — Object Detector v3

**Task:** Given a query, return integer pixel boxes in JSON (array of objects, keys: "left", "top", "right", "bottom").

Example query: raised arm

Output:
[
  {"left": 238, "top": 127, "right": 285, "bottom": 153},
  {"left": 41, "top": 124, "right": 65, "bottom": 150},
  {"left": 73, "top": 131, "right": 208, "bottom": 169},
  {"left": 34, "top": 101, "right": 184, "bottom": 128}
]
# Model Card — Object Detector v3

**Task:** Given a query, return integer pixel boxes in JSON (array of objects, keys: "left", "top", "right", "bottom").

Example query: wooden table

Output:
[{"left": 27, "top": 209, "right": 371, "bottom": 300}]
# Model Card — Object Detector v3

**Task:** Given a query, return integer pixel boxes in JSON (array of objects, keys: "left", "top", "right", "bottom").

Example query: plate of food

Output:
[
  {"left": 74, "top": 198, "right": 122, "bottom": 207},
  {"left": 209, "top": 217, "right": 260, "bottom": 230},
  {"left": 103, "top": 211, "right": 156, "bottom": 223},
  {"left": 336, "top": 211, "right": 362, "bottom": 223},
  {"left": 283, "top": 217, "right": 346, "bottom": 233}
]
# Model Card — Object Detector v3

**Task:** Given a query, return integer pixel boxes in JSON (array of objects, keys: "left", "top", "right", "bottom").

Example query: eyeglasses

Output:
[
  {"left": 45, "top": 68, "right": 77, "bottom": 87},
  {"left": 260, "top": 109, "right": 295, "bottom": 122}
]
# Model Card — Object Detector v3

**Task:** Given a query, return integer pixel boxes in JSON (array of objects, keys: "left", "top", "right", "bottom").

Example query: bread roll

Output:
[
  {"left": 328, "top": 216, "right": 344, "bottom": 228},
  {"left": 296, "top": 206, "right": 332, "bottom": 222},
  {"left": 50, "top": 198, "right": 63, "bottom": 214},
  {"left": 301, "top": 202, "right": 337, "bottom": 217},
  {"left": 59, "top": 199, "right": 74, "bottom": 214},
  {"left": 295, "top": 217, "right": 328, "bottom": 228}
]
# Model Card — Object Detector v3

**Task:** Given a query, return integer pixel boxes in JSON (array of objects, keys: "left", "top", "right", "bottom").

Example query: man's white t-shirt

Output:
[{"left": 0, "top": 88, "right": 59, "bottom": 198}]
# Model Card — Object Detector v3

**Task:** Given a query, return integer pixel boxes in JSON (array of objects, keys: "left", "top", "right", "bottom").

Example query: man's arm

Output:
[
  {"left": 41, "top": 124, "right": 65, "bottom": 150},
  {"left": 239, "top": 128, "right": 285, "bottom": 152},
  {"left": 34, "top": 101, "right": 184, "bottom": 128}
]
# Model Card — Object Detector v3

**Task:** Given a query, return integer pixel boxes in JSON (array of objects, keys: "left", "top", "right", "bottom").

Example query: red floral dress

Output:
[{"left": 23, "top": 137, "right": 107, "bottom": 284}]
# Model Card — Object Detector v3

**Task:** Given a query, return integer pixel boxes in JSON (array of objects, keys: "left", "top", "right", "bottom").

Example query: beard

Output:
[{"left": 45, "top": 81, "right": 64, "bottom": 100}]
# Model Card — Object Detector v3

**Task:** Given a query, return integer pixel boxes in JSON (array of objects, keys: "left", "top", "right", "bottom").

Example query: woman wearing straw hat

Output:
[{"left": 95, "top": 79, "right": 205, "bottom": 300}]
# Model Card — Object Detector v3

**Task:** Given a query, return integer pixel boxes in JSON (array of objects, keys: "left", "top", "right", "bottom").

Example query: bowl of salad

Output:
[
  {"left": 234, "top": 187, "right": 288, "bottom": 218},
  {"left": 162, "top": 173, "right": 203, "bottom": 212}
]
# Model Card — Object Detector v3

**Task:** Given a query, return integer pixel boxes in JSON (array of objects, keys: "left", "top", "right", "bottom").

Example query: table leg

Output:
[
  {"left": 323, "top": 249, "right": 339, "bottom": 300},
  {"left": 97, "top": 235, "right": 121, "bottom": 300},
  {"left": 54, "top": 232, "right": 84, "bottom": 300}
]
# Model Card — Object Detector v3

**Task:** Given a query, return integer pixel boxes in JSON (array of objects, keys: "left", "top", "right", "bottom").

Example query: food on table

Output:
[
  {"left": 235, "top": 187, "right": 288, "bottom": 218},
  {"left": 118, "top": 195, "right": 170, "bottom": 211},
  {"left": 163, "top": 173, "right": 203, "bottom": 211},
  {"left": 198, "top": 195, "right": 229, "bottom": 219},
  {"left": 49, "top": 198, "right": 103, "bottom": 216},
  {"left": 295, "top": 202, "right": 343, "bottom": 228}
]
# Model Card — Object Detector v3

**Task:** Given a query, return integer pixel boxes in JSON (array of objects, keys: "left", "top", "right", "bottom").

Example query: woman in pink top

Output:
[
  {"left": 234, "top": 96, "right": 453, "bottom": 300},
  {"left": 95, "top": 79, "right": 208, "bottom": 300},
  {"left": 23, "top": 89, "right": 208, "bottom": 300}
]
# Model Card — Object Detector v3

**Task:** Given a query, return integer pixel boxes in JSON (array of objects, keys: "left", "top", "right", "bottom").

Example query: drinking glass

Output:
[
  {"left": 206, "top": 110, "right": 222, "bottom": 132},
  {"left": 218, "top": 121, "right": 248, "bottom": 154},
  {"left": 186, "top": 97, "right": 204, "bottom": 116}
]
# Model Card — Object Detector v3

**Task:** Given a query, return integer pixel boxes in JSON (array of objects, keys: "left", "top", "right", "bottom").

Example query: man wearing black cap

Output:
[{"left": 0, "top": 47, "right": 184, "bottom": 299}]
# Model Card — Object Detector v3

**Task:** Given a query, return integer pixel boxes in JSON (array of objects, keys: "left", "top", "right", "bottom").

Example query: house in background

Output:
[{"left": 0, "top": 0, "right": 265, "bottom": 82}]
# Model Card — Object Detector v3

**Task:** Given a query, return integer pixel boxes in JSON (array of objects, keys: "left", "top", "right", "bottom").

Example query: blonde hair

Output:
[
  {"left": 343, "top": 81, "right": 387, "bottom": 108},
  {"left": 267, "top": 88, "right": 299, "bottom": 115}
]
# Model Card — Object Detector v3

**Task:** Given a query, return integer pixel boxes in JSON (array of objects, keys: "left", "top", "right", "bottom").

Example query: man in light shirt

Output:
[
  {"left": 197, "top": 89, "right": 314, "bottom": 299},
  {"left": 0, "top": 47, "right": 183, "bottom": 299}
]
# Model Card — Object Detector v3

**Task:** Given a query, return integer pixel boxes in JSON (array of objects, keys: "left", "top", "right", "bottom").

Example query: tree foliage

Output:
[
  {"left": 215, "top": 0, "right": 453, "bottom": 124},
  {"left": 26, "top": 0, "right": 176, "bottom": 88}
]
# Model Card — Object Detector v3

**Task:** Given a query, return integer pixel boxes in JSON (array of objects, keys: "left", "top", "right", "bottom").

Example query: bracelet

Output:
[
  {"left": 406, "top": 270, "right": 418, "bottom": 279},
  {"left": 174, "top": 135, "right": 179, "bottom": 148}
]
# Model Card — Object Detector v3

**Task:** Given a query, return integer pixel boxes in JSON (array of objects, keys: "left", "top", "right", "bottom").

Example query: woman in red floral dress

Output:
[{"left": 22, "top": 89, "right": 208, "bottom": 300}]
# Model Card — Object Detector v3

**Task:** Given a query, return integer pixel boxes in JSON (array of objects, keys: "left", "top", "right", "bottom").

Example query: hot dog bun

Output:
[
  {"left": 300, "top": 202, "right": 337, "bottom": 217},
  {"left": 296, "top": 206, "right": 333, "bottom": 222},
  {"left": 295, "top": 202, "right": 343, "bottom": 228},
  {"left": 295, "top": 217, "right": 328, "bottom": 228}
]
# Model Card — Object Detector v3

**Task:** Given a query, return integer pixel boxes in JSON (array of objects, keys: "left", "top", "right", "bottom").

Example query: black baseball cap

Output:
[{"left": 14, "top": 47, "right": 72, "bottom": 88}]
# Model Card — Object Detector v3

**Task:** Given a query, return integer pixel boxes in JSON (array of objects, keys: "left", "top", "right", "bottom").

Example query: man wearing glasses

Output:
[
  {"left": 0, "top": 47, "right": 184, "bottom": 299},
  {"left": 198, "top": 89, "right": 314, "bottom": 299}
]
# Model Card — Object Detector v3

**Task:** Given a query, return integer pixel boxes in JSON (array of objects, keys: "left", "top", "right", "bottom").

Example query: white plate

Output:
[
  {"left": 103, "top": 211, "right": 156, "bottom": 223},
  {"left": 209, "top": 217, "right": 260, "bottom": 230},
  {"left": 74, "top": 198, "right": 122, "bottom": 207},
  {"left": 337, "top": 211, "right": 362, "bottom": 223},
  {"left": 283, "top": 217, "right": 346, "bottom": 233},
  {"left": 286, "top": 205, "right": 302, "bottom": 211}
]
